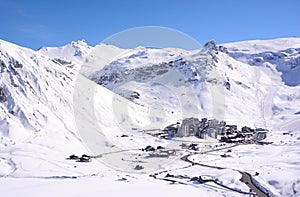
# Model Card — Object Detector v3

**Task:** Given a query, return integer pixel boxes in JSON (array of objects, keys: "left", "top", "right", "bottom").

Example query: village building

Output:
[
  {"left": 176, "top": 117, "right": 200, "bottom": 137},
  {"left": 166, "top": 117, "right": 227, "bottom": 139}
]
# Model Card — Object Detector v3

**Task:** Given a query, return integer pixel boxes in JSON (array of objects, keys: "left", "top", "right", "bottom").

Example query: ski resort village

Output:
[
  {"left": 162, "top": 117, "right": 268, "bottom": 144},
  {"left": 67, "top": 115, "right": 272, "bottom": 196},
  {"left": 0, "top": 37, "right": 299, "bottom": 197},
  {"left": 70, "top": 117, "right": 269, "bottom": 162}
]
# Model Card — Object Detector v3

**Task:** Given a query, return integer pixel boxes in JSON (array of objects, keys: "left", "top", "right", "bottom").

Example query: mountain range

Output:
[{"left": 0, "top": 37, "right": 299, "bottom": 196}]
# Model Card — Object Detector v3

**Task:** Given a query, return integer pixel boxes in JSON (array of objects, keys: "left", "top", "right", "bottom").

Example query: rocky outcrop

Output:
[{"left": 0, "top": 86, "right": 7, "bottom": 103}]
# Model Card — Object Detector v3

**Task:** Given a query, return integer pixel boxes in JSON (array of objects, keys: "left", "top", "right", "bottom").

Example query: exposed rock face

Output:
[
  {"left": 204, "top": 40, "right": 219, "bottom": 62},
  {"left": 204, "top": 40, "right": 229, "bottom": 62},
  {"left": 0, "top": 86, "right": 7, "bottom": 103},
  {"left": 204, "top": 40, "right": 217, "bottom": 50}
]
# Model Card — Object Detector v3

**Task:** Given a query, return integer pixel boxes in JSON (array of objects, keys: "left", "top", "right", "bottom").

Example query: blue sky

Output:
[{"left": 1, "top": 0, "right": 299, "bottom": 49}]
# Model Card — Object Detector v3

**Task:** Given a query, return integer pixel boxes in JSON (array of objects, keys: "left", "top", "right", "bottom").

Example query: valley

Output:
[{"left": 0, "top": 38, "right": 299, "bottom": 196}]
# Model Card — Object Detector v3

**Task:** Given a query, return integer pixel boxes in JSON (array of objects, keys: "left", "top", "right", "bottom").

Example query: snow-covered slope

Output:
[
  {"left": 223, "top": 38, "right": 300, "bottom": 86},
  {"left": 37, "top": 40, "right": 92, "bottom": 64},
  {"left": 223, "top": 38, "right": 300, "bottom": 53},
  {"left": 222, "top": 38, "right": 300, "bottom": 129},
  {"left": 89, "top": 39, "right": 300, "bottom": 130},
  {"left": 0, "top": 38, "right": 299, "bottom": 196},
  {"left": 0, "top": 39, "right": 180, "bottom": 176},
  {"left": 0, "top": 39, "right": 92, "bottom": 177}
]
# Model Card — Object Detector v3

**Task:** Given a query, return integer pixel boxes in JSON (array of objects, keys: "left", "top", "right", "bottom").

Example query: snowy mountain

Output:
[
  {"left": 38, "top": 39, "right": 92, "bottom": 64},
  {"left": 223, "top": 38, "right": 300, "bottom": 86},
  {"left": 0, "top": 39, "right": 90, "bottom": 177},
  {"left": 88, "top": 39, "right": 300, "bottom": 130},
  {"left": 0, "top": 38, "right": 299, "bottom": 196},
  {"left": 223, "top": 38, "right": 300, "bottom": 130}
]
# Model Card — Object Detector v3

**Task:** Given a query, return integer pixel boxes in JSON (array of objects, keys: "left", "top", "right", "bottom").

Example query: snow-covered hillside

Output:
[
  {"left": 224, "top": 38, "right": 300, "bottom": 86},
  {"left": 0, "top": 38, "right": 299, "bottom": 197},
  {"left": 0, "top": 39, "right": 92, "bottom": 178},
  {"left": 223, "top": 38, "right": 300, "bottom": 129},
  {"left": 88, "top": 39, "right": 300, "bottom": 130}
]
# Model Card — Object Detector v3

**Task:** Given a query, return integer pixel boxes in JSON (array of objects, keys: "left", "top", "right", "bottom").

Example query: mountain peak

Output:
[
  {"left": 70, "top": 39, "right": 89, "bottom": 48},
  {"left": 37, "top": 39, "right": 92, "bottom": 63}
]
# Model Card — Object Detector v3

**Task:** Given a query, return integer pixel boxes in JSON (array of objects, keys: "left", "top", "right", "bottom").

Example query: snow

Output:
[
  {"left": 223, "top": 37, "right": 300, "bottom": 54},
  {"left": 0, "top": 176, "right": 214, "bottom": 197},
  {"left": 0, "top": 37, "right": 300, "bottom": 196},
  {"left": 37, "top": 40, "right": 92, "bottom": 64},
  {"left": 223, "top": 37, "right": 300, "bottom": 86}
]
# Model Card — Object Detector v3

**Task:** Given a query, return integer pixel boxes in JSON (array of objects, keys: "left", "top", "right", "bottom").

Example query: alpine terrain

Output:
[{"left": 0, "top": 38, "right": 299, "bottom": 197}]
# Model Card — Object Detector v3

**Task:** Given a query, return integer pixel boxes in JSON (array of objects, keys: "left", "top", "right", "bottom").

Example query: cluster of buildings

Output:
[
  {"left": 163, "top": 117, "right": 267, "bottom": 143},
  {"left": 164, "top": 117, "right": 226, "bottom": 139}
]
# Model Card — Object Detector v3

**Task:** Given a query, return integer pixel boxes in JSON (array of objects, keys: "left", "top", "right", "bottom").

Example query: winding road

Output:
[{"left": 181, "top": 153, "right": 271, "bottom": 197}]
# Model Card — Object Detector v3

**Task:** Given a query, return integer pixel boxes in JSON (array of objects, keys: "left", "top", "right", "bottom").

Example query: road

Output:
[
  {"left": 239, "top": 171, "right": 270, "bottom": 197},
  {"left": 181, "top": 153, "right": 271, "bottom": 197}
]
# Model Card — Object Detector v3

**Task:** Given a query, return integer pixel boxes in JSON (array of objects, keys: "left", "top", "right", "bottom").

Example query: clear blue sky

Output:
[{"left": 1, "top": 0, "right": 299, "bottom": 49}]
